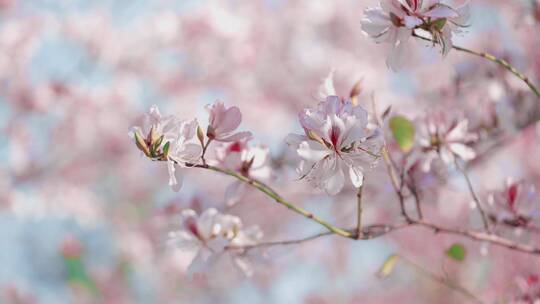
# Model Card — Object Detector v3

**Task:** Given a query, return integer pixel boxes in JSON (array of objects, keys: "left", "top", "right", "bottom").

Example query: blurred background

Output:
[{"left": 1, "top": 0, "right": 540, "bottom": 303}]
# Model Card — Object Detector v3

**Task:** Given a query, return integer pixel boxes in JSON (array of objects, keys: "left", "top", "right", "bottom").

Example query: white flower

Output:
[
  {"left": 167, "top": 119, "right": 203, "bottom": 192},
  {"left": 205, "top": 101, "right": 252, "bottom": 142},
  {"left": 214, "top": 139, "right": 272, "bottom": 205},
  {"left": 168, "top": 208, "right": 262, "bottom": 276},
  {"left": 129, "top": 105, "right": 181, "bottom": 158},
  {"left": 361, "top": 0, "right": 470, "bottom": 70},
  {"left": 417, "top": 112, "right": 477, "bottom": 171},
  {"left": 286, "top": 96, "right": 382, "bottom": 195}
]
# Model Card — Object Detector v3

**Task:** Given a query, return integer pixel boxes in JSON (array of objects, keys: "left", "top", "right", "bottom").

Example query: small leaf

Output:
[
  {"left": 377, "top": 254, "right": 400, "bottom": 278},
  {"left": 162, "top": 141, "right": 170, "bottom": 159},
  {"left": 433, "top": 18, "right": 447, "bottom": 31},
  {"left": 446, "top": 243, "right": 466, "bottom": 261},
  {"left": 389, "top": 116, "right": 415, "bottom": 153},
  {"left": 64, "top": 257, "right": 99, "bottom": 295}
]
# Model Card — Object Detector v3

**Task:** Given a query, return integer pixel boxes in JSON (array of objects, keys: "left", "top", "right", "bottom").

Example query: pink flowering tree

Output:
[{"left": 3, "top": 0, "right": 540, "bottom": 303}]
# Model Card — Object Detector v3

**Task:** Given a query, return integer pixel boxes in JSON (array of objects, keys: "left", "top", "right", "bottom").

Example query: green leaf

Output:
[
  {"left": 377, "top": 254, "right": 400, "bottom": 278},
  {"left": 433, "top": 18, "right": 447, "bottom": 31},
  {"left": 389, "top": 116, "right": 415, "bottom": 153},
  {"left": 446, "top": 243, "right": 466, "bottom": 261},
  {"left": 64, "top": 257, "right": 99, "bottom": 296}
]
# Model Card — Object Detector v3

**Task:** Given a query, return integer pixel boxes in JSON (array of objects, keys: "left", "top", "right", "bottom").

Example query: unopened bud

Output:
[
  {"left": 60, "top": 236, "right": 83, "bottom": 259},
  {"left": 134, "top": 131, "right": 151, "bottom": 157},
  {"left": 148, "top": 126, "right": 159, "bottom": 145},
  {"left": 153, "top": 135, "right": 164, "bottom": 152},
  {"left": 206, "top": 125, "right": 216, "bottom": 140},
  {"left": 197, "top": 125, "right": 205, "bottom": 146},
  {"left": 350, "top": 80, "right": 362, "bottom": 106}
]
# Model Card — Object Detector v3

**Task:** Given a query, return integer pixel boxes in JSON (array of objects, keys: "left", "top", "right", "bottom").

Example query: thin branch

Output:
[
  {"left": 162, "top": 160, "right": 540, "bottom": 256},
  {"left": 412, "top": 31, "right": 540, "bottom": 98},
  {"left": 414, "top": 220, "right": 540, "bottom": 255},
  {"left": 400, "top": 256, "right": 484, "bottom": 304},
  {"left": 200, "top": 139, "right": 213, "bottom": 165},
  {"left": 184, "top": 162, "right": 354, "bottom": 238},
  {"left": 382, "top": 147, "right": 412, "bottom": 222},
  {"left": 372, "top": 98, "right": 413, "bottom": 223},
  {"left": 454, "top": 159, "right": 491, "bottom": 233},
  {"left": 410, "top": 184, "right": 423, "bottom": 220},
  {"left": 226, "top": 231, "right": 334, "bottom": 251},
  {"left": 227, "top": 223, "right": 411, "bottom": 251}
]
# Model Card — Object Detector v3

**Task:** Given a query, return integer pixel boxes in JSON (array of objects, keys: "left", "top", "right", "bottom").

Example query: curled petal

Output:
[{"left": 167, "top": 160, "right": 183, "bottom": 192}]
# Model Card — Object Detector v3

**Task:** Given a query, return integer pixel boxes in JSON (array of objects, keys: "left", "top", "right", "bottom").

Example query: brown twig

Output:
[
  {"left": 153, "top": 158, "right": 540, "bottom": 256},
  {"left": 356, "top": 184, "right": 364, "bottom": 239},
  {"left": 412, "top": 31, "right": 540, "bottom": 98},
  {"left": 455, "top": 159, "right": 491, "bottom": 233}
]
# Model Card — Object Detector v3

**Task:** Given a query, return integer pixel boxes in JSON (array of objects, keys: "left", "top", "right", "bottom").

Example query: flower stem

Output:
[
  {"left": 356, "top": 184, "right": 364, "bottom": 239},
  {"left": 454, "top": 159, "right": 491, "bottom": 233},
  {"left": 200, "top": 139, "right": 213, "bottom": 165},
  {"left": 412, "top": 32, "right": 540, "bottom": 98}
]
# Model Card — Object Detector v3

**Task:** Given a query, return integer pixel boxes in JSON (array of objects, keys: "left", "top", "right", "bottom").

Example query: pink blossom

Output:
[
  {"left": 512, "top": 274, "right": 540, "bottom": 304},
  {"left": 417, "top": 111, "right": 477, "bottom": 171},
  {"left": 286, "top": 96, "right": 382, "bottom": 195},
  {"left": 167, "top": 119, "right": 203, "bottom": 192},
  {"left": 129, "top": 105, "right": 181, "bottom": 158},
  {"left": 214, "top": 139, "right": 272, "bottom": 205},
  {"left": 205, "top": 102, "right": 252, "bottom": 142},
  {"left": 487, "top": 179, "right": 539, "bottom": 229},
  {"left": 361, "top": 0, "right": 470, "bottom": 70},
  {"left": 167, "top": 208, "right": 262, "bottom": 276}
]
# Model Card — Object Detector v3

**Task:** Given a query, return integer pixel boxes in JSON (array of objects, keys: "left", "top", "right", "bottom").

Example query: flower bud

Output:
[
  {"left": 152, "top": 135, "right": 164, "bottom": 156},
  {"left": 350, "top": 80, "right": 362, "bottom": 106},
  {"left": 134, "top": 131, "right": 151, "bottom": 157},
  {"left": 197, "top": 125, "right": 205, "bottom": 146}
]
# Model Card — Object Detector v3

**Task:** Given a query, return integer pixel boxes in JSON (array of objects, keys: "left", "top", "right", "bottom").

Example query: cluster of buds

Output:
[
  {"left": 130, "top": 102, "right": 251, "bottom": 192},
  {"left": 133, "top": 126, "right": 170, "bottom": 161},
  {"left": 130, "top": 105, "right": 178, "bottom": 161}
]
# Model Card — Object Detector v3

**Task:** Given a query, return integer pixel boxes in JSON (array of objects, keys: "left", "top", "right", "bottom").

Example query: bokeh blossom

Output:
[
  {"left": 416, "top": 111, "right": 477, "bottom": 172},
  {"left": 487, "top": 179, "right": 540, "bottom": 229},
  {"left": 512, "top": 274, "right": 540, "bottom": 304},
  {"left": 286, "top": 96, "right": 382, "bottom": 195},
  {"left": 167, "top": 208, "right": 262, "bottom": 276}
]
